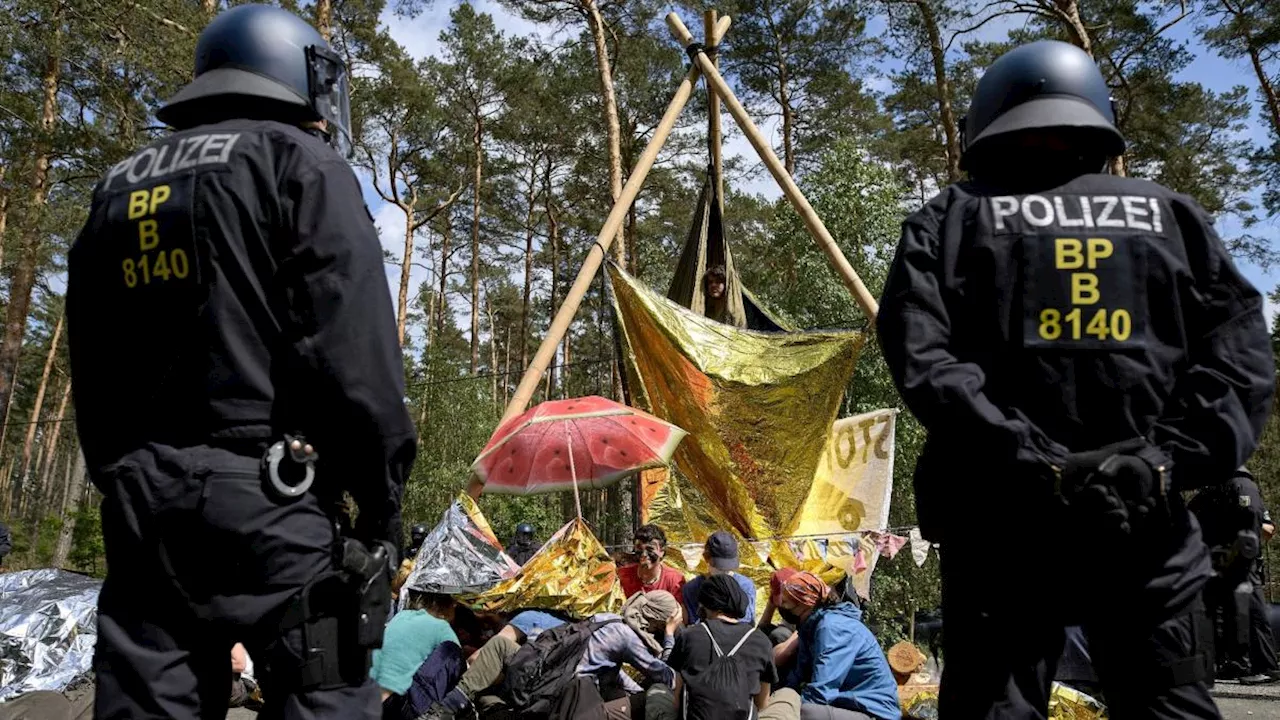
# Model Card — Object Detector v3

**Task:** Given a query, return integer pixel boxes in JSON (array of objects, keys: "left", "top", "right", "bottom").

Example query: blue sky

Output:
[{"left": 360, "top": 2, "right": 1280, "bottom": 328}]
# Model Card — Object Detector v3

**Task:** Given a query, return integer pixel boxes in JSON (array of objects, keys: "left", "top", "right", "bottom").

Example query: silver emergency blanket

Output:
[
  {"left": 398, "top": 499, "right": 520, "bottom": 608},
  {"left": 0, "top": 569, "right": 101, "bottom": 701}
]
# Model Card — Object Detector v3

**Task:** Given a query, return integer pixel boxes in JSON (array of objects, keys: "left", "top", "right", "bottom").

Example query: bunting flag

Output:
[
  {"left": 680, "top": 544, "right": 705, "bottom": 571},
  {"left": 752, "top": 541, "right": 772, "bottom": 565},
  {"left": 872, "top": 532, "right": 908, "bottom": 560},
  {"left": 853, "top": 544, "right": 868, "bottom": 574},
  {"left": 909, "top": 528, "right": 931, "bottom": 567}
]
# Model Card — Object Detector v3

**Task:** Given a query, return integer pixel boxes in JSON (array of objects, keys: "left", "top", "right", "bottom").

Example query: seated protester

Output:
[
  {"left": 621, "top": 589, "right": 683, "bottom": 662},
  {"left": 682, "top": 531, "right": 758, "bottom": 625},
  {"left": 229, "top": 642, "right": 261, "bottom": 710},
  {"left": 428, "top": 595, "right": 682, "bottom": 720},
  {"left": 372, "top": 591, "right": 464, "bottom": 719},
  {"left": 773, "top": 572, "right": 900, "bottom": 720},
  {"left": 652, "top": 574, "right": 801, "bottom": 720},
  {"left": 619, "top": 524, "right": 687, "bottom": 602}
]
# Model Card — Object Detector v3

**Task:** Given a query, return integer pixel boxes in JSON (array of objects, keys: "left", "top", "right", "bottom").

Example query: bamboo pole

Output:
[
  {"left": 466, "top": 15, "right": 733, "bottom": 500},
  {"left": 704, "top": 9, "right": 724, "bottom": 213},
  {"left": 666, "top": 13, "right": 880, "bottom": 322}
]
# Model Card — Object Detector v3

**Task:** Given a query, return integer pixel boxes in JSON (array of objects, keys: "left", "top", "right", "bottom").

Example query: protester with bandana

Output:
[{"left": 770, "top": 571, "right": 901, "bottom": 720}]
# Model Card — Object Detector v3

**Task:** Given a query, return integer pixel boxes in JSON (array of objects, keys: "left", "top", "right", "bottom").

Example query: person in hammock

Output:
[{"left": 703, "top": 265, "right": 728, "bottom": 324}]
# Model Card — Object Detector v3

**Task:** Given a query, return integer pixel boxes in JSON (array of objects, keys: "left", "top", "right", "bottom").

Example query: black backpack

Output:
[
  {"left": 502, "top": 618, "right": 621, "bottom": 717},
  {"left": 681, "top": 623, "right": 759, "bottom": 720}
]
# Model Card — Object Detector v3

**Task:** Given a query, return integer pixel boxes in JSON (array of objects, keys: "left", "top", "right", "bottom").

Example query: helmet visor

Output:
[{"left": 307, "top": 44, "right": 353, "bottom": 158}]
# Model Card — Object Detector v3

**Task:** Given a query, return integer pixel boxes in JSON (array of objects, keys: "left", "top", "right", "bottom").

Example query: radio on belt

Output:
[{"left": 263, "top": 433, "right": 318, "bottom": 500}]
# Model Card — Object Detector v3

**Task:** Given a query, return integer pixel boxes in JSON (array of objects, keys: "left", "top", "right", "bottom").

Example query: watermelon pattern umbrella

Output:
[{"left": 471, "top": 396, "right": 688, "bottom": 517}]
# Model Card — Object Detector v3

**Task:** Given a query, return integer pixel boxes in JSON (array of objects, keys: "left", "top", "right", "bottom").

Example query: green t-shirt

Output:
[{"left": 370, "top": 610, "right": 459, "bottom": 695}]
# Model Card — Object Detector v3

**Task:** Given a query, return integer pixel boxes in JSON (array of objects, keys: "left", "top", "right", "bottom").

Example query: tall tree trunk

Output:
[
  {"left": 545, "top": 165, "right": 561, "bottom": 396},
  {"left": 471, "top": 117, "right": 483, "bottom": 374},
  {"left": 314, "top": 0, "right": 332, "bottom": 41},
  {"left": 1, "top": 456, "right": 13, "bottom": 516},
  {"left": 779, "top": 66, "right": 795, "bottom": 176},
  {"left": 396, "top": 191, "right": 419, "bottom": 347},
  {"left": 504, "top": 326, "right": 512, "bottom": 408},
  {"left": 520, "top": 162, "right": 537, "bottom": 372},
  {"left": 426, "top": 278, "right": 437, "bottom": 349},
  {"left": 0, "top": 15, "right": 61, "bottom": 470},
  {"left": 20, "top": 311, "right": 62, "bottom": 493},
  {"left": 437, "top": 217, "right": 451, "bottom": 342},
  {"left": 52, "top": 448, "right": 85, "bottom": 568},
  {"left": 1249, "top": 47, "right": 1280, "bottom": 137},
  {"left": 37, "top": 379, "right": 70, "bottom": 505},
  {"left": 915, "top": 0, "right": 961, "bottom": 183},
  {"left": 582, "top": 0, "right": 626, "bottom": 265},
  {"left": 0, "top": 165, "right": 9, "bottom": 274},
  {"left": 486, "top": 291, "right": 498, "bottom": 409}
]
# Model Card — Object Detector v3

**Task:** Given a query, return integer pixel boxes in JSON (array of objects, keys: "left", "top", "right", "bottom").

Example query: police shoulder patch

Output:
[
  {"left": 1240, "top": 495, "right": 1251, "bottom": 508},
  {"left": 103, "top": 171, "right": 200, "bottom": 293},
  {"left": 1021, "top": 232, "right": 1149, "bottom": 350}
]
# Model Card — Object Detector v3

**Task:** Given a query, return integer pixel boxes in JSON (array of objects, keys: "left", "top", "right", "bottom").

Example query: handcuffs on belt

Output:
[{"left": 263, "top": 433, "right": 318, "bottom": 500}]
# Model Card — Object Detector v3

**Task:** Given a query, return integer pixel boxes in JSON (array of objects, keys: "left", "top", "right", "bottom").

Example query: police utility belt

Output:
[{"left": 258, "top": 433, "right": 395, "bottom": 691}]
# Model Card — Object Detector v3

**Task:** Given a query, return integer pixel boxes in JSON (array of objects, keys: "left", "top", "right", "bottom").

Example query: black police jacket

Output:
[
  {"left": 1189, "top": 473, "right": 1271, "bottom": 584},
  {"left": 878, "top": 173, "right": 1274, "bottom": 543},
  {"left": 66, "top": 119, "right": 416, "bottom": 544}
]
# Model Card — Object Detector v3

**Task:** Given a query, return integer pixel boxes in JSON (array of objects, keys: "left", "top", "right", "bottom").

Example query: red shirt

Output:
[{"left": 618, "top": 563, "right": 686, "bottom": 600}]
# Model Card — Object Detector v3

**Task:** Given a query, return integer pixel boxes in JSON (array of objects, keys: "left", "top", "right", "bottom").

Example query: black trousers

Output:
[
  {"left": 1205, "top": 573, "right": 1251, "bottom": 674},
  {"left": 1249, "top": 583, "right": 1279, "bottom": 675},
  {"left": 936, "top": 508, "right": 1220, "bottom": 720},
  {"left": 91, "top": 444, "right": 379, "bottom": 720}
]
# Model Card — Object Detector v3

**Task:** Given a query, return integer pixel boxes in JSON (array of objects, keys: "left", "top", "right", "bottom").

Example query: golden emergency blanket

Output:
[
  {"left": 472, "top": 517, "right": 624, "bottom": 617},
  {"left": 901, "top": 683, "right": 1105, "bottom": 720},
  {"left": 607, "top": 262, "right": 863, "bottom": 539},
  {"left": 646, "top": 406, "right": 897, "bottom": 598},
  {"left": 1048, "top": 683, "right": 1108, "bottom": 719}
]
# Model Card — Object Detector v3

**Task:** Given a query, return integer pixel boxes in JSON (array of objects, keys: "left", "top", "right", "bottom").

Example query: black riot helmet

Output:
[
  {"left": 156, "top": 4, "right": 353, "bottom": 157},
  {"left": 515, "top": 523, "right": 534, "bottom": 540},
  {"left": 961, "top": 40, "right": 1124, "bottom": 172},
  {"left": 409, "top": 524, "right": 430, "bottom": 550}
]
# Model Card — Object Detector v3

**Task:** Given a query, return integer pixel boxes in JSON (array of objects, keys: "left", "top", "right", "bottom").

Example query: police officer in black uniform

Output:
[
  {"left": 407, "top": 522, "right": 430, "bottom": 560},
  {"left": 66, "top": 5, "right": 415, "bottom": 718},
  {"left": 1190, "top": 467, "right": 1280, "bottom": 683},
  {"left": 505, "top": 522, "right": 538, "bottom": 566},
  {"left": 878, "top": 40, "right": 1274, "bottom": 718}
]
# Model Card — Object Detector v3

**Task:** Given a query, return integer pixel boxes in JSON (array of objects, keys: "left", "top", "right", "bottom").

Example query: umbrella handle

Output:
[{"left": 567, "top": 426, "right": 582, "bottom": 520}]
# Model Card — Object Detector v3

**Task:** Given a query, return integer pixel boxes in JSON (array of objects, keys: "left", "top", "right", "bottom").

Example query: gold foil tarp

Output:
[
  {"left": 473, "top": 518, "right": 624, "bottom": 617},
  {"left": 646, "top": 409, "right": 898, "bottom": 598},
  {"left": 1049, "top": 683, "right": 1108, "bottom": 719},
  {"left": 901, "top": 684, "right": 1105, "bottom": 720},
  {"left": 607, "top": 262, "right": 863, "bottom": 538},
  {"left": 458, "top": 492, "right": 501, "bottom": 547}
]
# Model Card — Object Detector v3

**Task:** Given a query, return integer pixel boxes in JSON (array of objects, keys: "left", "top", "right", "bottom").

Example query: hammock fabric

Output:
[{"left": 665, "top": 177, "right": 790, "bottom": 332}]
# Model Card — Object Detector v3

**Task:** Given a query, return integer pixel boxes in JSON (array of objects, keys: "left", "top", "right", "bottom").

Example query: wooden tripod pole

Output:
[
  {"left": 467, "top": 15, "right": 733, "bottom": 500},
  {"left": 704, "top": 9, "right": 724, "bottom": 213},
  {"left": 666, "top": 12, "right": 880, "bottom": 322}
]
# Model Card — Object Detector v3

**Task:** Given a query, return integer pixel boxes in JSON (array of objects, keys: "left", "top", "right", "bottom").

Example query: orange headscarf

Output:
[{"left": 774, "top": 570, "right": 829, "bottom": 608}]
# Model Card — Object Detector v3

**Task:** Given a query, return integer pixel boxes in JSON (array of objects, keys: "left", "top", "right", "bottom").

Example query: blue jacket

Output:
[{"left": 787, "top": 602, "right": 901, "bottom": 720}]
